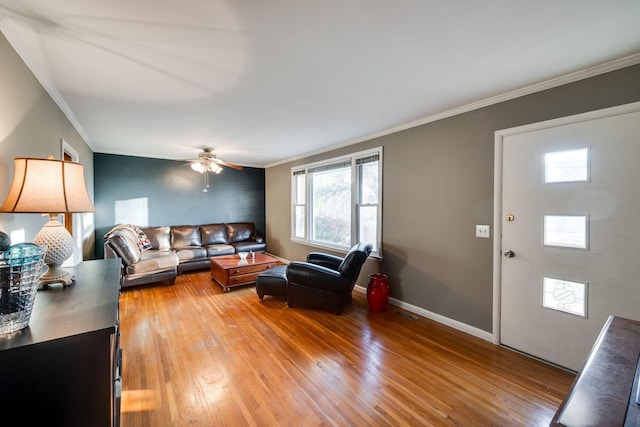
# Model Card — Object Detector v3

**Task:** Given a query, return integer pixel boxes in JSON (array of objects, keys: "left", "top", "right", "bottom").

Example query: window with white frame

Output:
[{"left": 292, "top": 147, "right": 382, "bottom": 255}]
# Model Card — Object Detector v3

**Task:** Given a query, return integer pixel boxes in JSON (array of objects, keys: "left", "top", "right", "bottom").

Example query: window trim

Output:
[{"left": 291, "top": 147, "right": 382, "bottom": 257}]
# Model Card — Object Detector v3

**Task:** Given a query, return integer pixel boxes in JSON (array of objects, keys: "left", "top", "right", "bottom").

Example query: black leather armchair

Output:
[{"left": 286, "top": 242, "right": 373, "bottom": 314}]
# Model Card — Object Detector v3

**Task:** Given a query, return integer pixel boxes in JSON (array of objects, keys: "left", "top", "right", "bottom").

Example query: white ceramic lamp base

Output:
[{"left": 33, "top": 215, "right": 75, "bottom": 286}]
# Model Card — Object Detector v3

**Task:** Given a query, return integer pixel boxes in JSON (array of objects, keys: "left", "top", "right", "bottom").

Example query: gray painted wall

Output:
[
  {"left": 4, "top": 24, "right": 639, "bottom": 333},
  {"left": 0, "top": 33, "right": 94, "bottom": 258},
  {"left": 265, "top": 64, "right": 640, "bottom": 333},
  {"left": 94, "top": 153, "right": 265, "bottom": 259}
]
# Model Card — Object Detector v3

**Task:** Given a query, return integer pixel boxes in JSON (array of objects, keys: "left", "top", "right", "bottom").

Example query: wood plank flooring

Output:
[{"left": 119, "top": 271, "right": 574, "bottom": 426}]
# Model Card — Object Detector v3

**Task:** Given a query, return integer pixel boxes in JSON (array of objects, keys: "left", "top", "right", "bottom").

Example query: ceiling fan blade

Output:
[{"left": 214, "top": 159, "right": 243, "bottom": 170}]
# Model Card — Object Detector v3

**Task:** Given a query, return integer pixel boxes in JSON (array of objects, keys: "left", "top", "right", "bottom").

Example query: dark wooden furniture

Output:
[
  {"left": 551, "top": 315, "right": 640, "bottom": 426},
  {"left": 210, "top": 253, "right": 281, "bottom": 291},
  {"left": 0, "top": 259, "right": 122, "bottom": 427}
]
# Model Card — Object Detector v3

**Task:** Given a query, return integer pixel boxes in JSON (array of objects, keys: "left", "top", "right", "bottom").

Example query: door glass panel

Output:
[
  {"left": 542, "top": 277, "right": 587, "bottom": 317},
  {"left": 543, "top": 215, "right": 588, "bottom": 249},
  {"left": 544, "top": 148, "right": 589, "bottom": 183}
]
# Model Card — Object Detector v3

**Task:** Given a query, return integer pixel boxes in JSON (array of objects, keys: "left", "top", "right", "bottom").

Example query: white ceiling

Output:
[{"left": 1, "top": 1, "right": 639, "bottom": 168}]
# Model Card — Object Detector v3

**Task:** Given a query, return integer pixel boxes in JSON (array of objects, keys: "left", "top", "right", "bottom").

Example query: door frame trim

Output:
[{"left": 492, "top": 101, "right": 640, "bottom": 345}]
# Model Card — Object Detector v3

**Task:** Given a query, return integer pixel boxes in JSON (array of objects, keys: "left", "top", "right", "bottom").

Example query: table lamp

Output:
[{"left": 0, "top": 156, "right": 95, "bottom": 286}]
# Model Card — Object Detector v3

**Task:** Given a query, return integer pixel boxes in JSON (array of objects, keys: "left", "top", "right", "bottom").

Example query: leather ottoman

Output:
[{"left": 256, "top": 265, "right": 288, "bottom": 301}]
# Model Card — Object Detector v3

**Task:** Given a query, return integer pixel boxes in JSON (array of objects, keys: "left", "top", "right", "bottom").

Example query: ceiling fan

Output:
[{"left": 186, "top": 148, "right": 243, "bottom": 192}]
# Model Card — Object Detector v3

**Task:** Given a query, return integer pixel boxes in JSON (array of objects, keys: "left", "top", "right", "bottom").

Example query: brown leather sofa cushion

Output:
[
  {"left": 127, "top": 249, "right": 179, "bottom": 276},
  {"left": 141, "top": 226, "right": 171, "bottom": 250},
  {"left": 171, "top": 225, "right": 202, "bottom": 248},
  {"left": 174, "top": 247, "right": 208, "bottom": 263},
  {"left": 106, "top": 229, "right": 141, "bottom": 266},
  {"left": 227, "top": 222, "right": 255, "bottom": 243},
  {"left": 200, "top": 223, "right": 228, "bottom": 245},
  {"left": 205, "top": 244, "right": 235, "bottom": 256}
]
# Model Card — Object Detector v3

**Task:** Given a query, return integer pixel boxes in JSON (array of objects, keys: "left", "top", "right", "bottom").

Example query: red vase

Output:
[{"left": 367, "top": 273, "right": 390, "bottom": 312}]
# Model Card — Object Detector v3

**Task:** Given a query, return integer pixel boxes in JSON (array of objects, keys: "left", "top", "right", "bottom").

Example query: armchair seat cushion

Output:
[{"left": 286, "top": 262, "right": 351, "bottom": 293}]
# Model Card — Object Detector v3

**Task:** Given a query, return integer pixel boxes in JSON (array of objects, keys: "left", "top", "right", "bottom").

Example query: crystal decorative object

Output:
[{"left": 0, "top": 244, "right": 46, "bottom": 336}]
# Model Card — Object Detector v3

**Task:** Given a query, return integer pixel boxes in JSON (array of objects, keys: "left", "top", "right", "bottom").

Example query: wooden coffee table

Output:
[{"left": 210, "top": 253, "right": 282, "bottom": 292}]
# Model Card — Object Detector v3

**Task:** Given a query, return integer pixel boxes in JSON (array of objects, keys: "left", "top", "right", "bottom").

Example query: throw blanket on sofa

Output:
[{"left": 104, "top": 224, "right": 153, "bottom": 251}]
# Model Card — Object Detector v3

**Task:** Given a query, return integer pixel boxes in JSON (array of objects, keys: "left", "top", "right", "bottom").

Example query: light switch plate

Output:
[{"left": 476, "top": 225, "right": 490, "bottom": 238}]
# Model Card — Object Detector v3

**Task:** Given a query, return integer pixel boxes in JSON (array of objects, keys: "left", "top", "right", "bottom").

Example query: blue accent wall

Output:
[{"left": 94, "top": 153, "right": 265, "bottom": 259}]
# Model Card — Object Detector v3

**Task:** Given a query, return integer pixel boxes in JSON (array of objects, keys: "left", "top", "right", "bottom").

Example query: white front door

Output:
[{"left": 495, "top": 102, "right": 640, "bottom": 372}]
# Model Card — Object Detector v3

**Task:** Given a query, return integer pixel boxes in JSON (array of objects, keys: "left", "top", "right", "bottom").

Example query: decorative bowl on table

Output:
[{"left": 238, "top": 252, "right": 249, "bottom": 260}]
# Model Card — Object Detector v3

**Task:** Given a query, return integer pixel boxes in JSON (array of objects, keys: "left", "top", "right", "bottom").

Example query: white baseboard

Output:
[{"left": 354, "top": 285, "right": 493, "bottom": 343}]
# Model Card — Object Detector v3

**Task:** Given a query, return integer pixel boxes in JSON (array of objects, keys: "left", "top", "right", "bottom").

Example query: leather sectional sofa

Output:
[{"left": 104, "top": 222, "right": 266, "bottom": 288}]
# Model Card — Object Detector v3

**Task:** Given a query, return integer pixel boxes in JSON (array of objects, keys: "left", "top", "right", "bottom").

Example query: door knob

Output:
[{"left": 504, "top": 250, "right": 515, "bottom": 258}]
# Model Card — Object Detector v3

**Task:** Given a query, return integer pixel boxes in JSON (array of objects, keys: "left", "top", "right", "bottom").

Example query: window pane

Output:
[
  {"left": 294, "top": 206, "right": 305, "bottom": 238},
  {"left": 359, "top": 206, "right": 378, "bottom": 252},
  {"left": 542, "top": 277, "right": 587, "bottom": 317},
  {"left": 295, "top": 173, "right": 305, "bottom": 204},
  {"left": 543, "top": 215, "right": 587, "bottom": 249},
  {"left": 544, "top": 148, "right": 589, "bottom": 183},
  {"left": 311, "top": 166, "right": 351, "bottom": 246},
  {"left": 359, "top": 161, "right": 378, "bottom": 204}
]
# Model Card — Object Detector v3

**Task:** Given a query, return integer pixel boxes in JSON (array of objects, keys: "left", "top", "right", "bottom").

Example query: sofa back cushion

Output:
[
  {"left": 107, "top": 229, "right": 142, "bottom": 266},
  {"left": 171, "top": 225, "right": 202, "bottom": 248},
  {"left": 200, "top": 223, "right": 228, "bottom": 245},
  {"left": 227, "top": 222, "right": 255, "bottom": 243},
  {"left": 141, "top": 226, "right": 171, "bottom": 250}
]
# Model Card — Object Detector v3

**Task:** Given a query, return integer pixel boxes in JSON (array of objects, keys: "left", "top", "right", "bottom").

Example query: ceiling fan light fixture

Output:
[
  {"left": 190, "top": 162, "right": 205, "bottom": 173},
  {"left": 186, "top": 148, "right": 242, "bottom": 190}
]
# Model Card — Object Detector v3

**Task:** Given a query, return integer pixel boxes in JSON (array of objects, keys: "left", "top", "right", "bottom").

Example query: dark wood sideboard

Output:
[
  {"left": 0, "top": 259, "right": 122, "bottom": 427},
  {"left": 551, "top": 315, "right": 640, "bottom": 426}
]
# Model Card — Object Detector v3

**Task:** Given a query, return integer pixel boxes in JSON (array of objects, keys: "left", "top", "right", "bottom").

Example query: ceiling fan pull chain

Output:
[{"left": 203, "top": 171, "right": 209, "bottom": 192}]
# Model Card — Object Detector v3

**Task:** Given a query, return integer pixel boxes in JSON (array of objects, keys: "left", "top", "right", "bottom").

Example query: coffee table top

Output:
[{"left": 210, "top": 252, "right": 281, "bottom": 270}]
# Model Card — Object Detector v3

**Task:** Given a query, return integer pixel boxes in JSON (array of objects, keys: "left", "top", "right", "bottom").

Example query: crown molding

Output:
[
  {"left": 266, "top": 52, "right": 640, "bottom": 169},
  {"left": 0, "top": 14, "right": 92, "bottom": 147}
]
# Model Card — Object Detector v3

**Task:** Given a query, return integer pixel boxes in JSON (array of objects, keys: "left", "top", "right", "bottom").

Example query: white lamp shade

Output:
[{"left": 0, "top": 157, "right": 95, "bottom": 214}]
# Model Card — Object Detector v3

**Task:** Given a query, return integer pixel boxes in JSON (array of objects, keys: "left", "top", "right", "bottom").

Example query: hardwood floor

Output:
[{"left": 119, "top": 271, "right": 574, "bottom": 426}]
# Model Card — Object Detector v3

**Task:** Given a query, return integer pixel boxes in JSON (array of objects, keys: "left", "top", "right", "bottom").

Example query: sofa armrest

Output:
[
  {"left": 105, "top": 231, "right": 142, "bottom": 266},
  {"left": 306, "top": 252, "right": 343, "bottom": 270},
  {"left": 286, "top": 261, "right": 350, "bottom": 292}
]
